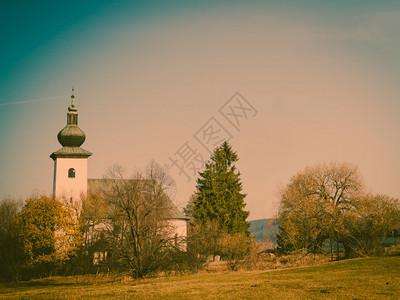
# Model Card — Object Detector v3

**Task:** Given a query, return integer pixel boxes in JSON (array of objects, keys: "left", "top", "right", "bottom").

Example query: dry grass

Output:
[
  {"left": 246, "top": 252, "right": 332, "bottom": 271},
  {"left": 0, "top": 256, "right": 399, "bottom": 299}
]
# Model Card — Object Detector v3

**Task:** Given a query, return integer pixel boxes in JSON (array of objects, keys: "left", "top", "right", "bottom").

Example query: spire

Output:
[
  {"left": 68, "top": 87, "right": 77, "bottom": 112},
  {"left": 57, "top": 89, "right": 85, "bottom": 147}
]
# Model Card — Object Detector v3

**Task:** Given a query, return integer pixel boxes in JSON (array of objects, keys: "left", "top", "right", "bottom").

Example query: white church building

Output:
[{"left": 50, "top": 92, "right": 188, "bottom": 251}]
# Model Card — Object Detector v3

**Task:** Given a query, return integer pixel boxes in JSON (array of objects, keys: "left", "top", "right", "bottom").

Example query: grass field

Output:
[{"left": 0, "top": 256, "right": 399, "bottom": 299}]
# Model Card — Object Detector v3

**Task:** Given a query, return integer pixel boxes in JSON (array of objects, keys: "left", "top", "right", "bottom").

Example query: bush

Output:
[{"left": 218, "top": 232, "right": 252, "bottom": 271}]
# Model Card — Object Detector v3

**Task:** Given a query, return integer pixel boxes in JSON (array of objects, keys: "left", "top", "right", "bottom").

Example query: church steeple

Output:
[
  {"left": 50, "top": 89, "right": 92, "bottom": 206},
  {"left": 50, "top": 90, "right": 92, "bottom": 159},
  {"left": 56, "top": 91, "right": 86, "bottom": 148}
]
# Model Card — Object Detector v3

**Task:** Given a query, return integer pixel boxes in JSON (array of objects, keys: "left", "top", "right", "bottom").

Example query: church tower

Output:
[{"left": 50, "top": 90, "right": 92, "bottom": 207}]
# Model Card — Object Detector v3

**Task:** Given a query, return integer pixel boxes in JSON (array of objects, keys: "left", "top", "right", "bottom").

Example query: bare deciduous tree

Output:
[
  {"left": 342, "top": 193, "right": 400, "bottom": 256},
  {"left": 278, "top": 162, "right": 363, "bottom": 254},
  {"left": 98, "top": 161, "right": 181, "bottom": 278},
  {"left": 277, "top": 162, "right": 400, "bottom": 258}
]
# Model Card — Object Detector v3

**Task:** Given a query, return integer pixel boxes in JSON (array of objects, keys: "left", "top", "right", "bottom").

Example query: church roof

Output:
[{"left": 87, "top": 178, "right": 189, "bottom": 221}]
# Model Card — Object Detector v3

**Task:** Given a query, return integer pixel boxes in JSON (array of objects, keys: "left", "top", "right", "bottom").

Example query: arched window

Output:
[{"left": 68, "top": 168, "right": 75, "bottom": 178}]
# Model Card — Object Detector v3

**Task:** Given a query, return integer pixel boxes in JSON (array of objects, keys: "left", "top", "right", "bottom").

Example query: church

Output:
[{"left": 50, "top": 91, "right": 189, "bottom": 254}]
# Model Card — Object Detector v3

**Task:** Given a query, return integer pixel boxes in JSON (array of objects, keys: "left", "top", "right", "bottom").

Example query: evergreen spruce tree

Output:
[{"left": 193, "top": 141, "right": 249, "bottom": 234}]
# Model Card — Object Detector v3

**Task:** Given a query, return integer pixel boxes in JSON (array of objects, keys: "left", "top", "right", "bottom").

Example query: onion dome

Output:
[
  {"left": 57, "top": 125, "right": 86, "bottom": 147},
  {"left": 57, "top": 93, "right": 86, "bottom": 147}
]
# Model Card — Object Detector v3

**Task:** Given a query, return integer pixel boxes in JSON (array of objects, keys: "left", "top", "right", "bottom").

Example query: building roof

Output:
[
  {"left": 50, "top": 146, "right": 93, "bottom": 160},
  {"left": 87, "top": 178, "right": 189, "bottom": 221}
]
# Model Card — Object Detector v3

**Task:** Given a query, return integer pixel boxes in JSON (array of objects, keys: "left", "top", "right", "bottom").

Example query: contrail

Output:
[{"left": 0, "top": 95, "right": 68, "bottom": 107}]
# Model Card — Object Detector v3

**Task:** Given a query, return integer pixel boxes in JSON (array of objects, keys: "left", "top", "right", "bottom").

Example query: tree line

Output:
[{"left": 1, "top": 143, "right": 399, "bottom": 281}]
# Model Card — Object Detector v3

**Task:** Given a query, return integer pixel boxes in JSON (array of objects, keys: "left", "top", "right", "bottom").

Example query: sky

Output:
[{"left": 1, "top": 0, "right": 399, "bottom": 220}]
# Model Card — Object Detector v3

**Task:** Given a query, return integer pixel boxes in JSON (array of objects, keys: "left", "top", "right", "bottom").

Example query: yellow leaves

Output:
[{"left": 14, "top": 195, "right": 82, "bottom": 265}]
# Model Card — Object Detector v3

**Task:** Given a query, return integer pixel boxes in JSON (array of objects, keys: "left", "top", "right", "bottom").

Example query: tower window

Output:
[{"left": 68, "top": 168, "right": 76, "bottom": 178}]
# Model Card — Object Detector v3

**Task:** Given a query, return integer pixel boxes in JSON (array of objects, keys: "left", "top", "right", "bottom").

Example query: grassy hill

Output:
[{"left": 1, "top": 256, "right": 399, "bottom": 299}]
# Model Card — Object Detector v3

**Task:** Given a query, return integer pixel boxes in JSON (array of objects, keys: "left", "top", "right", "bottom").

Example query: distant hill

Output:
[{"left": 248, "top": 218, "right": 278, "bottom": 246}]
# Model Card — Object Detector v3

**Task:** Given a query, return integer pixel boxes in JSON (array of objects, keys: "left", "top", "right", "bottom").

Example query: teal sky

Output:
[{"left": 1, "top": 0, "right": 399, "bottom": 219}]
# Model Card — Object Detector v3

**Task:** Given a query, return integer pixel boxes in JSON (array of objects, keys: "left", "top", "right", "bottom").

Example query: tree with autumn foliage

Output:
[{"left": 14, "top": 196, "right": 82, "bottom": 277}]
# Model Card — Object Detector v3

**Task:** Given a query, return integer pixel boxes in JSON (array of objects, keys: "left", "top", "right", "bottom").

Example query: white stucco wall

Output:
[
  {"left": 53, "top": 157, "right": 88, "bottom": 207},
  {"left": 167, "top": 219, "right": 188, "bottom": 250},
  {"left": 168, "top": 219, "right": 187, "bottom": 238}
]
